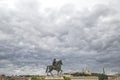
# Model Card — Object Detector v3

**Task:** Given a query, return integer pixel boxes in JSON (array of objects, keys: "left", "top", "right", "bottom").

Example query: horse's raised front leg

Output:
[
  {"left": 57, "top": 71, "right": 59, "bottom": 76},
  {"left": 60, "top": 70, "right": 62, "bottom": 75}
]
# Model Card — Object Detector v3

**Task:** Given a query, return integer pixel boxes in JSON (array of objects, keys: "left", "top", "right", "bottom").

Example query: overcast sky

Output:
[{"left": 0, "top": 0, "right": 120, "bottom": 75}]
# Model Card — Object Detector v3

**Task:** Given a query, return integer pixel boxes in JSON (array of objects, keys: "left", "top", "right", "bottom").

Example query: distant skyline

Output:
[{"left": 0, "top": 0, "right": 120, "bottom": 75}]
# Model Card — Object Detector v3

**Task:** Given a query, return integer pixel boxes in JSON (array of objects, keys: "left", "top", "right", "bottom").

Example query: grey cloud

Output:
[{"left": 0, "top": 0, "right": 120, "bottom": 75}]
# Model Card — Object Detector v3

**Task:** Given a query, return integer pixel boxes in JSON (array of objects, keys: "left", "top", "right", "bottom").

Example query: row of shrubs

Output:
[{"left": 71, "top": 72, "right": 108, "bottom": 80}]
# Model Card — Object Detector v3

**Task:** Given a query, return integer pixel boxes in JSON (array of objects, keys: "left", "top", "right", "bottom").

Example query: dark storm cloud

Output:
[{"left": 0, "top": 0, "right": 120, "bottom": 75}]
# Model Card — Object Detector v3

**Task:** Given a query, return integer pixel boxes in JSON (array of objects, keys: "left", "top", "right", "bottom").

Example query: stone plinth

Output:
[{"left": 45, "top": 75, "right": 64, "bottom": 80}]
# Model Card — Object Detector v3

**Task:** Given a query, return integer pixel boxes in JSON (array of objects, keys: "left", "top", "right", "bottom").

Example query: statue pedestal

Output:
[{"left": 45, "top": 75, "right": 64, "bottom": 80}]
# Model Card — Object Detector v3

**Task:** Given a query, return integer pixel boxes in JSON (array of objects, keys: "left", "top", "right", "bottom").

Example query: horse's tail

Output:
[{"left": 46, "top": 66, "right": 48, "bottom": 73}]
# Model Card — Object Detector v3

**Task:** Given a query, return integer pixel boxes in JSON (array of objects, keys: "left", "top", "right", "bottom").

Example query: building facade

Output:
[{"left": 108, "top": 75, "right": 120, "bottom": 80}]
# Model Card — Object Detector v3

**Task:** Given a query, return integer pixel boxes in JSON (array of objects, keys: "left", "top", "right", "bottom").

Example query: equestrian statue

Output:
[{"left": 46, "top": 58, "right": 63, "bottom": 75}]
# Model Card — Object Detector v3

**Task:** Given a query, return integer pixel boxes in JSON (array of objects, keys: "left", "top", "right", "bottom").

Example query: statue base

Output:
[{"left": 45, "top": 75, "right": 64, "bottom": 80}]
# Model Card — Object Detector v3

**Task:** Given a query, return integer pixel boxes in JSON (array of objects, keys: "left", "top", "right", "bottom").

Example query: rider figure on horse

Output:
[{"left": 52, "top": 58, "right": 57, "bottom": 67}]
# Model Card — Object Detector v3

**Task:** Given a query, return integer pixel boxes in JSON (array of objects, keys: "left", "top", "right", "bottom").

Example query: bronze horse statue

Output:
[{"left": 46, "top": 60, "right": 63, "bottom": 75}]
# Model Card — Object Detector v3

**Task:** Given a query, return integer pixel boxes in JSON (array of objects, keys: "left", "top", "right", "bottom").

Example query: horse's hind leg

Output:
[{"left": 47, "top": 73, "right": 48, "bottom": 76}]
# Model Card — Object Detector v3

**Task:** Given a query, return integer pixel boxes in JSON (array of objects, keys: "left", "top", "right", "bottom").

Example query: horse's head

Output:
[{"left": 58, "top": 60, "right": 63, "bottom": 65}]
